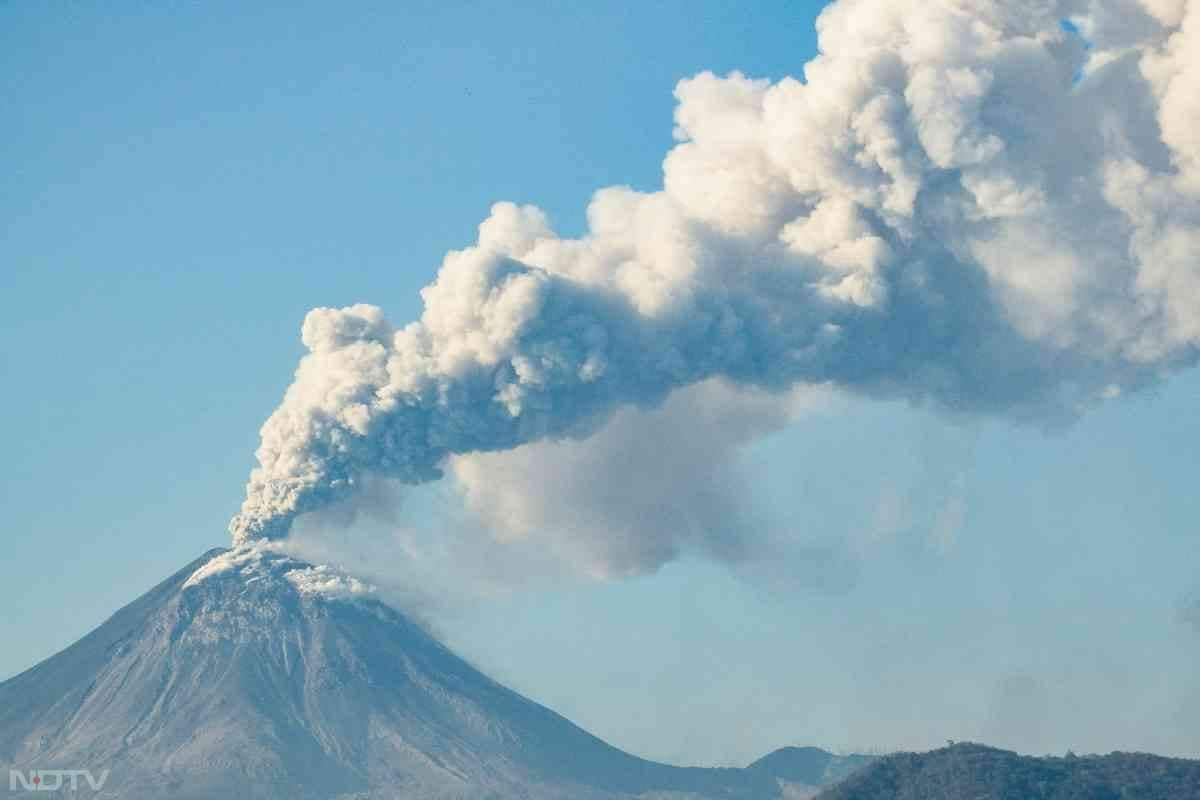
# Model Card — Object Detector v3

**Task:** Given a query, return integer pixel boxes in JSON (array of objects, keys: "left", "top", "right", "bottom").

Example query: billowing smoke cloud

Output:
[
  {"left": 231, "top": 0, "right": 1200, "bottom": 547},
  {"left": 450, "top": 379, "right": 827, "bottom": 579}
]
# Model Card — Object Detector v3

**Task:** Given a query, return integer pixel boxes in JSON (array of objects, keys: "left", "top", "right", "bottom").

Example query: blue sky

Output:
[{"left": 2, "top": 0, "right": 1198, "bottom": 767}]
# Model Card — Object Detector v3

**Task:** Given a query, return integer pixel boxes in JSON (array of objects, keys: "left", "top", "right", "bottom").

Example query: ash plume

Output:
[{"left": 231, "top": 0, "right": 1200, "bottom": 549}]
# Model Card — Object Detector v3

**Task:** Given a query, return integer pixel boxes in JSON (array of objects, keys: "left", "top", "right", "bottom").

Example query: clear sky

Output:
[{"left": 2, "top": 0, "right": 1198, "bottom": 768}]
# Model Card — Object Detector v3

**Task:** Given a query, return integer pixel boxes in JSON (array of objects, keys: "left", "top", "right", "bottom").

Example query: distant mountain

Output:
[
  {"left": 0, "top": 547, "right": 869, "bottom": 799},
  {"left": 814, "top": 742, "right": 1200, "bottom": 800},
  {"left": 747, "top": 747, "right": 874, "bottom": 791}
]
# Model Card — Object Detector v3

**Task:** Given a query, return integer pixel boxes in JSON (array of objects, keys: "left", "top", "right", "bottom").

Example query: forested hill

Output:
[{"left": 814, "top": 743, "right": 1200, "bottom": 800}]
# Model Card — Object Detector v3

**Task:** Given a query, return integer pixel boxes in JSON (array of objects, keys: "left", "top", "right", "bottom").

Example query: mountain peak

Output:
[{"left": 181, "top": 545, "right": 374, "bottom": 600}]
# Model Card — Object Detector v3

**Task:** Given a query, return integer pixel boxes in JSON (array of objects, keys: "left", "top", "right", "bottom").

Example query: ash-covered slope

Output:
[{"left": 0, "top": 548, "right": 865, "bottom": 799}]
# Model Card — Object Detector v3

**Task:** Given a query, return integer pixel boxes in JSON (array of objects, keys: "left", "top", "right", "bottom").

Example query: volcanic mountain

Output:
[{"left": 0, "top": 548, "right": 870, "bottom": 799}]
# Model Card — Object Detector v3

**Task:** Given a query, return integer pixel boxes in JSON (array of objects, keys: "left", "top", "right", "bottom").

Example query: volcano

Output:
[{"left": 0, "top": 548, "right": 869, "bottom": 799}]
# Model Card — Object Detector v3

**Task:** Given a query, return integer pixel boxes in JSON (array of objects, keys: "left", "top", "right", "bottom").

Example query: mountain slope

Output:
[
  {"left": 813, "top": 743, "right": 1200, "bottom": 800},
  {"left": 0, "top": 547, "right": 866, "bottom": 799}
]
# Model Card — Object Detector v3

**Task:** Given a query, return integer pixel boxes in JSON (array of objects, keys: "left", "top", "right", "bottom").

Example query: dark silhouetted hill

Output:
[{"left": 814, "top": 742, "right": 1200, "bottom": 800}]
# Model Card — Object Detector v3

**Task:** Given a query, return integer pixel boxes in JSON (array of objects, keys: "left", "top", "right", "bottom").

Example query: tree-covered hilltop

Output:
[{"left": 815, "top": 743, "right": 1200, "bottom": 800}]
